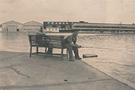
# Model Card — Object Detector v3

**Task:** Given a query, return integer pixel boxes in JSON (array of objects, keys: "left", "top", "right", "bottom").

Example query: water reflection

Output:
[
  {"left": 0, "top": 32, "right": 29, "bottom": 52},
  {"left": 77, "top": 34, "right": 135, "bottom": 85},
  {"left": 0, "top": 32, "right": 135, "bottom": 86}
]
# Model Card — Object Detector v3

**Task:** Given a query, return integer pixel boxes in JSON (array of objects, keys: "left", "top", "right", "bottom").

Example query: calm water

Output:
[{"left": 0, "top": 28, "right": 135, "bottom": 87}]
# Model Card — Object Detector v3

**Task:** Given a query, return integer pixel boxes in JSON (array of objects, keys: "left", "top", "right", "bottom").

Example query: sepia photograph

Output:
[{"left": 0, "top": 0, "right": 135, "bottom": 90}]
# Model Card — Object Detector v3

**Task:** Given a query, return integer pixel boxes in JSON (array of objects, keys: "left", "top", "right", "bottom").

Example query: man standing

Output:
[{"left": 64, "top": 31, "right": 81, "bottom": 61}]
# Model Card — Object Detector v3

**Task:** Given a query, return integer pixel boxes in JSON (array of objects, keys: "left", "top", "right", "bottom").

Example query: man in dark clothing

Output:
[
  {"left": 64, "top": 31, "right": 81, "bottom": 61},
  {"left": 36, "top": 27, "right": 53, "bottom": 54}
]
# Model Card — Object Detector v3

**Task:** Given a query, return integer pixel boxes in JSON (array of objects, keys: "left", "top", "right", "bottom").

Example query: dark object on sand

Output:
[{"left": 83, "top": 54, "right": 98, "bottom": 58}]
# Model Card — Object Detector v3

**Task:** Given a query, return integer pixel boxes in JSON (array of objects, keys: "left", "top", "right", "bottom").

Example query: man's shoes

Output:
[
  {"left": 75, "top": 57, "right": 82, "bottom": 60},
  {"left": 46, "top": 52, "right": 52, "bottom": 55},
  {"left": 69, "top": 57, "right": 75, "bottom": 61}
]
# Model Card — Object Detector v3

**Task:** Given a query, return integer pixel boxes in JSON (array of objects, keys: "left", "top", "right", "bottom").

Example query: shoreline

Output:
[{"left": 82, "top": 60, "right": 135, "bottom": 89}]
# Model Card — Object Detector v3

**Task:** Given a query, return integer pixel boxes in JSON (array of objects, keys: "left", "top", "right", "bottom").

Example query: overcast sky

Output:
[{"left": 0, "top": 0, "right": 135, "bottom": 24}]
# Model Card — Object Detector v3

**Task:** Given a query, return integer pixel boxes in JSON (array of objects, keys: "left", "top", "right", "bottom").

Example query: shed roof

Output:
[
  {"left": 23, "top": 21, "right": 42, "bottom": 26},
  {"left": 1, "top": 20, "right": 23, "bottom": 25}
]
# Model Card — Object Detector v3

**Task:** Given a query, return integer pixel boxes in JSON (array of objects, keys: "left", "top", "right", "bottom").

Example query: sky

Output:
[{"left": 0, "top": 0, "right": 135, "bottom": 24}]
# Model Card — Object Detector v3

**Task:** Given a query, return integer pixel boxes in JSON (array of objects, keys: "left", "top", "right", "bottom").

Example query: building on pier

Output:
[
  {"left": 1, "top": 21, "right": 23, "bottom": 32},
  {"left": 43, "top": 21, "right": 74, "bottom": 32},
  {"left": 72, "top": 22, "right": 135, "bottom": 34},
  {"left": 23, "top": 21, "right": 42, "bottom": 32}
]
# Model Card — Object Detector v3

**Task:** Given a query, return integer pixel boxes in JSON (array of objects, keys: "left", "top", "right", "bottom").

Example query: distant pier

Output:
[
  {"left": 1, "top": 20, "right": 135, "bottom": 33},
  {"left": 62, "top": 22, "right": 135, "bottom": 34}
]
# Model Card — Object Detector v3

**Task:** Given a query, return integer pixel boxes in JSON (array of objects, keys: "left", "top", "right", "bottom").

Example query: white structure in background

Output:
[
  {"left": 23, "top": 21, "right": 42, "bottom": 32},
  {"left": 1, "top": 21, "right": 23, "bottom": 32},
  {"left": 43, "top": 21, "right": 73, "bottom": 32}
]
